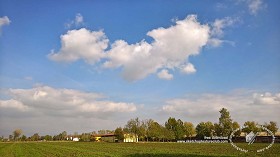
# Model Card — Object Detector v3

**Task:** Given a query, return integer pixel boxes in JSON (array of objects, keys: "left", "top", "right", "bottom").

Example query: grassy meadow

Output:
[{"left": 0, "top": 142, "right": 279, "bottom": 157}]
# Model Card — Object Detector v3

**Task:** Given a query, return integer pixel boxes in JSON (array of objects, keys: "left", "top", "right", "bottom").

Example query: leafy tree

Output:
[
  {"left": 195, "top": 122, "right": 204, "bottom": 139},
  {"left": 232, "top": 121, "right": 241, "bottom": 136},
  {"left": 52, "top": 135, "right": 59, "bottom": 141},
  {"left": 125, "top": 117, "right": 141, "bottom": 136},
  {"left": 13, "top": 129, "right": 22, "bottom": 141},
  {"left": 44, "top": 135, "right": 52, "bottom": 141},
  {"left": 21, "top": 135, "right": 27, "bottom": 141},
  {"left": 31, "top": 133, "right": 40, "bottom": 141},
  {"left": 123, "top": 127, "right": 129, "bottom": 133},
  {"left": 162, "top": 127, "right": 175, "bottom": 141},
  {"left": 138, "top": 119, "right": 153, "bottom": 141},
  {"left": 214, "top": 123, "right": 222, "bottom": 136},
  {"left": 165, "top": 117, "right": 177, "bottom": 131},
  {"left": 61, "top": 131, "right": 67, "bottom": 140},
  {"left": 183, "top": 122, "right": 195, "bottom": 139},
  {"left": 74, "top": 132, "right": 79, "bottom": 137},
  {"left": 80, "top": 133, "right": 91, "bottom": 142},
  {"left": 158, "top": 125, "right": 168, "bottom": 142},
  {"left": 165, "top": 117, "right": 184, "bottom": 140},
  {"left": 242, "top": 121, "right": 260, "bottom": 134},
  {"left": 196, "top": 121, "right": 214, "bottom": 139},
  {"left": 91, "top": 131, "right": 96, "bottom": 136},
  {"left": 97, "top": 130, "right": 113, "bottom": 135},
  {"left": 264, "top": 121, "right": 278, "bottom": 135},
  {"left": 98, "top": 130, "right": 106, "bottom": 134},
  {"left": 147, "top": 121, "right": 162, "bottom": 141},
  {"left": 218, "top": 108, "right": 233, "bottom": 137},
  {"left": 175, "top": 119, "right": 185, "bottom": 140},
  {"left": 114, "top": 127, "right": 124, "bottom": 142}
]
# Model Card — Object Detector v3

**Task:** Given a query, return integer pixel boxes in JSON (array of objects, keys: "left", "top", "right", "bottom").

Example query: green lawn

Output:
[{"left": 0, "top": 142, "right": 279, "bottom": 157}]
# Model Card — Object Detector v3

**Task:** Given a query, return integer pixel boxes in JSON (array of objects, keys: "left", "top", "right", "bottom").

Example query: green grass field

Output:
[{"left": 0, "top": 142, "right": 279, "bottom": 157}]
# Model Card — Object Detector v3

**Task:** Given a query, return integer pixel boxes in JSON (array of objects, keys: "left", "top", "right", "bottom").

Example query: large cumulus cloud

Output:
[
  {"left": 160, "top": 91, "right": 280, "bottom": 125},
  {"left": 48, "top": 15, "right": 236, "bottom": 81},
  {"left": 0, "top": 86, "right": 137, "bottom": 117}
]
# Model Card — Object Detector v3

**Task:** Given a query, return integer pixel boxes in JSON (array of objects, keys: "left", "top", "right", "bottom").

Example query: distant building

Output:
[
  {"left": 92, "top": 134, "right": 117, "bottom": 142},
  {"left": 123, "top": 133, "right": 138, "bottom": 142},
  {"left": 73, "top": 137, "right": 79, "bottom": 141}
]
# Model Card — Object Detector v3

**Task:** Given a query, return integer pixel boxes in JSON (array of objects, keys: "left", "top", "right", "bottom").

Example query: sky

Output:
[{"left": 0, "top": 0, "right": 279, "bottom": 137}]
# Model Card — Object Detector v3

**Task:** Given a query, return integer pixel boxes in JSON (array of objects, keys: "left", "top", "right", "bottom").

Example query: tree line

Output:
[
  {"left": 115, "top": 108, "right": 278, "bottom": 142},
  {"left": 1, "top": 108, "right": 278, "bottom": 142}
]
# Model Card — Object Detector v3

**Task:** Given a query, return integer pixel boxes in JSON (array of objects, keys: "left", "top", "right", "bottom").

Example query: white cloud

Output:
[
  {"left": 160, "top": 91, "right": 280, "bottom": 125},
  {"left": 209, "top": 17, "right": 239, "bottom": 47},
  {"left": 215, "top": 3, "right": 227, "bottom": 10},
  {"left": 103, "top": 39, "right": 156, "bottom": 81},
  {"left": 253, "top": 92, "right": 280, "bottom": 105},
  {"left": 48, "top": 28, "right": 109, "bottom": 64},
  {"left": 0, "top": 86, "right": 137, "bottom": 116},
  {"left": 157, "top": 69, "right": 173, "bottom": 80},
  {"left": 65, "top": 13, "right": 85, "bottom": 28},
  {"left": 237, "top": 0, "right": 265, "bottom": 15},
  {"left": 49, "top": 14, "right": 237, "bottom": 81},
  {"left": 105, "top": 15, "right": 210, "bottom": 81},
  {"left": 180, "top": 63, "right": 196, "bottom": 74},
  {"left": 75, "top": 13, "right": 84, "bottom": 25},
  {"left": 211, "top": 17, "right": 239, "bottom": 37},
  {"left": 208, "top": 38, "right": 236, "bottom": 47},
  {"left": 248, "top": 0, "right": 264, "bottom": 15},
  {"left": 207, "top": 38, "right": 224, "bottom": 47},
  {"left": 0, "top": 99, "right": 28, "bottom": 111},
  {"left": 0, "top": 86, "right": 138, "bottom": 136},
  {"left": 0, "top": 16, "right": 11, "bottom": 33},
  {"left": 24, "top": 76, "right": 33, "bottom": 81}
]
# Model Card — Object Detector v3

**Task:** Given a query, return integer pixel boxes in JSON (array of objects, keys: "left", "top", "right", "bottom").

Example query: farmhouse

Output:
[
  {"left": 91, "top": 133, "right": 138, "bottom": 142},
  {"left": 123, "top": 133, "right": 138, "bottom": 142},
  {"left": 73, "top": 137, "right": 79, "bottom": 141}
]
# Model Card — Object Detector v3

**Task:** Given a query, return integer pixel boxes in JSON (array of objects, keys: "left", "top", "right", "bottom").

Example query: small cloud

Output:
[
  {"left": 180, "top": 63, "right": 196, "bottom": 74},
  {"left": 248, "top": 0, "right": 264, "bottom": 15},
  {"left": 0, "top": 16, "right": 11, "bottom": 34},
  {"left": 208, "top": 39, "right": 235, "bottom": 47},
  {"left": 208, "top": 38, "right": 223, "bottom": 47},
  {"left": 75, "top": 13, "right": 84, "bottom": 25},
  {"left": 215, "top": 3, "right": 227, "bottom": 10},
  {"left": 24, "top": 76, "right": 33, "bottom": 81},
  {"left": 237, "top": 0, "right": 265, "bottom": 15},
  {"left": 171, "top": 17, "right": 179, "bottom": 23},
  {"left": 157, "top": 69, "right": 173, "bottom": 80},
  {"left": 65, "top": 13, "right": 85, "bottom": 29},
  {"left": 211, "top": 17, "right": 240, "bottom": 37},
  {"left": 208, "top": 17, "right": 239, "bottom": 47}
]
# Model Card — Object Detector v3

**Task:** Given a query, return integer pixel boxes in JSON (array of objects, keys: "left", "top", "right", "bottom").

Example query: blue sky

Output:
[{"left": 0, "top": 0, "right": 279, "bottom": 136}]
